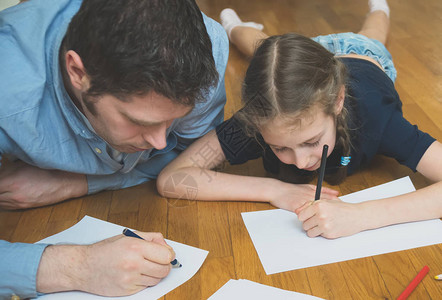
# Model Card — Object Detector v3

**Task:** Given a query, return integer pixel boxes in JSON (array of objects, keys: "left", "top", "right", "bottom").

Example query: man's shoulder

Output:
[
  {"left": 202, "top": 12, "right": 228, "bottom": 43},
  {"left": 0, "top": 0, "right": 78, "bottom": 118},
  {"left": 202, "top": 13, "right": 229, "bottom": 68},
  {"left": 0, "top": 49, "right": 46, "bottom": 119}
]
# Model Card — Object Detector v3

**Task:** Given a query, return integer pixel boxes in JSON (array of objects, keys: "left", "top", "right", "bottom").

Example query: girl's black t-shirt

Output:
[{"left": 216, "top": 57, "right": 435, "bottom": 177}]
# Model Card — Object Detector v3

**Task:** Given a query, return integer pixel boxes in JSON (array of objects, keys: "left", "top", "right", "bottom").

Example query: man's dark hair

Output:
[{"left": 62, "top": 0, "right": 218, "bottom": 106}]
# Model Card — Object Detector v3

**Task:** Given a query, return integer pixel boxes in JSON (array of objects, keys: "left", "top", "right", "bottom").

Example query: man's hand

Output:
[
  {"left": 36, "top": 232, "right": 175, "bottom": 296},
  {"left": 0, "top": 160, "right": 88, "bottom": 209}
]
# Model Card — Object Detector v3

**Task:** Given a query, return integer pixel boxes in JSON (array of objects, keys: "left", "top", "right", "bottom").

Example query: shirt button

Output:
[{"left": 95, "top": 148, "right": 102, "bottom": 154}]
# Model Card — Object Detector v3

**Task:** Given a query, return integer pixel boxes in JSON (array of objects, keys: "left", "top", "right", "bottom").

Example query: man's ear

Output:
[
  {"left": 65, "top": 50, "right": 90, "bottom": 92},
  {"left": 335, "top": 85, "right": 345, "bottom": 114}
]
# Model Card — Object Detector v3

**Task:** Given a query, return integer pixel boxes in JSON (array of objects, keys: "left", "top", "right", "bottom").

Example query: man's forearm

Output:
[
  {"left": 0, "top": 161, "right": 88, "bottom": 209},
  {"left": 53, "top": 169, "right": 88, "bottom": 200},
  {"left": 36, "top": 245, "right": 87, "bottom": 293}
]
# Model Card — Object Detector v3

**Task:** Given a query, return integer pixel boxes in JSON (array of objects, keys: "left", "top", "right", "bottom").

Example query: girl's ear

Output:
[
  {"left": 335, "top": 85, "right": 345, "bottom": 114},
  {"left": 65, "top": 50, "right": 90, "bottom": 92}
]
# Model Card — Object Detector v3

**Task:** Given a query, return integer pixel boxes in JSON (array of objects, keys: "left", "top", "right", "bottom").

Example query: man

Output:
[
  {"left": 0, "top": 0, "right": 227, "bottom": 209},
  {"left": 0, "top": 0, "right": 228, "bottom": 297}
]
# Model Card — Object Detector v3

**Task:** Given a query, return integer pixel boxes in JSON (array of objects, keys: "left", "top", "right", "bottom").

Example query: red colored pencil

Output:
[{"left": 397, "top": 265, "right": 429, "bottom": 300}]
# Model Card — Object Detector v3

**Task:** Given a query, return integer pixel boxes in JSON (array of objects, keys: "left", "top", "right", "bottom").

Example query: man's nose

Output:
[{"left": 142, "top": 124, "right": 167, "bottom": 150}]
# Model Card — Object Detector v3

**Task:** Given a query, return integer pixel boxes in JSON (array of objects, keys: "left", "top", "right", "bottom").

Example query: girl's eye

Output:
[
  {"left": 273, "top": 147, "right": 288, "bottom": 153},
  {"left": 305, "top": 141, "right": 320, "bottom": 148}
]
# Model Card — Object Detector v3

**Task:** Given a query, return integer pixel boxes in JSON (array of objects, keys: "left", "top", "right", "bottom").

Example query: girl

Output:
[{"left": 157, "top": 1, "right": 442, "bottom": 239}]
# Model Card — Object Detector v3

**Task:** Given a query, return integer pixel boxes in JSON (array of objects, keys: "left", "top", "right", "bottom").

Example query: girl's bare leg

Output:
[
  {"left": 358, "top": 0, "right": 390, "bottom": 45},
  {"left": 222, "top": 0, "right": 390, "bottom": 57},
  {"left": 357, "top": 10, "right": 389, "bottom": 45},
  {"left": 220, "top": 8, "right": 267, "bottom": 58},
  {"left": 230, "top": 26, "right": 268, "bottom": 58}
]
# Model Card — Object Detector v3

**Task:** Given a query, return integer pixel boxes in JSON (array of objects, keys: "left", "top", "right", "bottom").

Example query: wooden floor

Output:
[{"left": 1, "top": 0, "right": 442, "bottom": 299}]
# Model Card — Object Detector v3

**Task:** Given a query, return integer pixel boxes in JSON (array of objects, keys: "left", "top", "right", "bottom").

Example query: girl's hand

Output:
[
  {"left": 269, "top": 182, "right": 339, "bottom": 212},
  {"left": 296, "top": 199, "right": 365, "bottom": 239}
]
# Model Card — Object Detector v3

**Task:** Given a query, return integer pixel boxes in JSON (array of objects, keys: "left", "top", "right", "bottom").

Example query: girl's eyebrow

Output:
[
  {"left": 302, "top": 132, "right": 323, "bottom": 144},
  {"left": 264, "top": 130, "right": 324, "bottom": 148},
  {"left": 267, "top": 143, "right": 284, "bottom": 148},
  {"left": 262, "top": 138, "right": 284, "bottom": 148}
]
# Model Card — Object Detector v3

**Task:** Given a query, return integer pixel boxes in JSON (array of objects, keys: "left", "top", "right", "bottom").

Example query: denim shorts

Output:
[{"left": 312, "top": 32, "right": 397, "bottom": 82}]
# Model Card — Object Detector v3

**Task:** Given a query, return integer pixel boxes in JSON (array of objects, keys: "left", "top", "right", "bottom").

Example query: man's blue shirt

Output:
[
  {"left": 0, "top": 0, "right": 228, "bottom": 297},
  {"left": 0, "top": 0, "right": 228, "bottom": 194}
]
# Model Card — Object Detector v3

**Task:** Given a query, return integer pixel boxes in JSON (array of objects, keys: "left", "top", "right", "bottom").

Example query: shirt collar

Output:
[{"left": 49, "top": 19, "right": 97, "bottom": 140}]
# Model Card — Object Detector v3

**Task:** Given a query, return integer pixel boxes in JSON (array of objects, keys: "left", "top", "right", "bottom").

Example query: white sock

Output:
[
  {"left": 220, "top": 8, "right": 264, "bottom": 39},
  {"left": 369, "top": 0, "right": 390, "bottom": 17}
]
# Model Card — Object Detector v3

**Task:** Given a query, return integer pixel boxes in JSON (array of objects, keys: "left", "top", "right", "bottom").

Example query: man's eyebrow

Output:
[
  {"left": 121, "top": 106, "right": 194, "bottom": 127},
  {"left": 123, "top": 113, "right": 161, "bottom": 126},
  {"left": 115, "top": 95, "right": 133, "bottom": 102}
]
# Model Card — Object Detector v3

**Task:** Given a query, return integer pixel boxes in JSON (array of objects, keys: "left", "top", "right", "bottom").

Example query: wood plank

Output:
[
  {"left": 0, "top": 0, "right": 441, "bottom": 299},
  {"left": 0, "top": 210, "right": 22, "bottom": 240},
  {"left": 41, "top": 198, "right": 82, "bottom": 237},
  {"left": 269, "top": 269, "right": 313, "bottom": 297},
  {"left": 408, "top": 245, "right": 442, "bottom": 299},
  {"left": 137, "top": 181, "right": 168, "bottom": 233},
  {"left": 340, "top": 257, "right": 392, "bottom": 299},
  {"left": 197, "top": 201, "right": 232, "bottom": 258},
  {"left": 166, "top": 191, "right": 201, "bottom": 299},
  {"left": 306, "top": 263, "right": 353, "bottom": 299},
  {"left": 374, "top": 251, "right": 431, "bottom": 300},
  {"left": 227, "top": 201, "right": 272, "bottom": 284},
  {"left": 78, "top": 191, "right": 113, "bottom": 221},
  {"left": 200, "top": 256, "right": 235, "bottom": 299},
  {"left": 10, "top": 206, "right": 53, "bottom": 243}
]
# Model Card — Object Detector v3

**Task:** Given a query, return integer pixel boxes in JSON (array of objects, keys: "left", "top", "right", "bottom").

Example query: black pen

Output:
[
  {"left": 122, "top": 228, "right": 182, "bottom": 268},
  {"left": 314, "top": 144, "right": 328, "bottom": 200}
]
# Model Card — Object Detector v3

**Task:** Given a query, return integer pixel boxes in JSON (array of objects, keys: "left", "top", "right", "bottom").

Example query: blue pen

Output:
[{"left": 122, "top": 228, "right": 182, "bottom": 268}]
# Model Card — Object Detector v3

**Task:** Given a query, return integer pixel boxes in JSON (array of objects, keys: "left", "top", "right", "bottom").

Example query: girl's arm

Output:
[
  {"left": 157, "top": 129, "right": 339, "bottom": 211},
  {"left": 297, "top": 141, "right": 442, "bottom": 239}
]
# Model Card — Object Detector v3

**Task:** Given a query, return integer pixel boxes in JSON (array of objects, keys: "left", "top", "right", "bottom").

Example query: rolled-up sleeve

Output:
[
  {"left": 86, "top": 150, "right": 180, "bottom": 193},
  {"left": 86, "top": 172, "right": 131, "bottom": 194}
]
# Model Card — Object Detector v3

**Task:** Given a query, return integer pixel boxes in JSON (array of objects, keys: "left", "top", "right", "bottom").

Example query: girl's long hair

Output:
[{"left": 236, "top": 33, "right": 351, "bottom": 185}]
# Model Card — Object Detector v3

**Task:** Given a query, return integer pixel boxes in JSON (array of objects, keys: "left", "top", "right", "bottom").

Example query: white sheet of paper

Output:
[
  {"left": 242, "top": 176, "right": 442, "bottom": 275},
  {"left": 208, "top": 279, "right": 324, "bottom": 300},
  {"left": 36, "top": 216, "right": 209, "bottom": 299}
]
